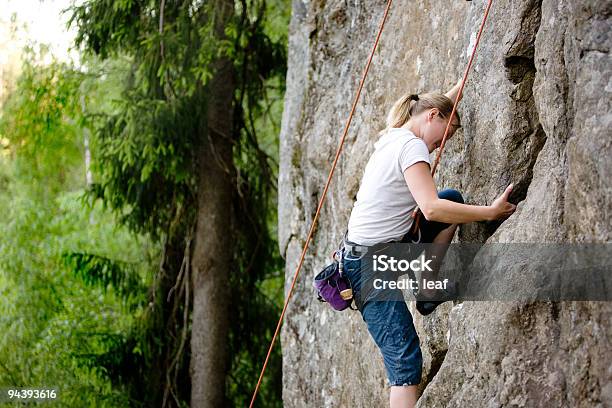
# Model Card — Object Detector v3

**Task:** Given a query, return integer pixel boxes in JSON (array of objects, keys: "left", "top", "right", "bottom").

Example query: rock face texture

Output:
[{"left": 278, "top": 0, "right": 611, "bottom": 407}]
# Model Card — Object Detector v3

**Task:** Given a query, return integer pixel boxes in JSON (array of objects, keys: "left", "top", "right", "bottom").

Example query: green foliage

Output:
[
  {"left": 0, "top": 174, "right": 156, "bottom": 407},
  {"left": 68, "top": 0, "right": 289, "bottom": 243},
  {"left": 1, "top": 0, "right": 292, "bottom": 406},
  {"left": 61, "top": 252, "right": 148, "bottom": 306},
  {"left": 0, "top": 48, "right": 158, "bottom": 407},
  {"left": 68, "top": 0, "right": 225, "bottom": 97},
  {"left": 0, "top": 45, "right": 85, "bottom": 195},
  {"left": 85, "top": 86, "right": 201, "bottom": 240}
]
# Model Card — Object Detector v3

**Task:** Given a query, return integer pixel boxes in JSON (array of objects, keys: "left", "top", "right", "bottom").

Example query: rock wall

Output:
[{"left": 278, "top": 0, "right": 611, "bottom": 406}]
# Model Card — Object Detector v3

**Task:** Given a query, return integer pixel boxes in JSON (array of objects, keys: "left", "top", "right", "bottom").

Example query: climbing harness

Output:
[{"left": 249, "top": 0, "right": 493, "bottom": 405}]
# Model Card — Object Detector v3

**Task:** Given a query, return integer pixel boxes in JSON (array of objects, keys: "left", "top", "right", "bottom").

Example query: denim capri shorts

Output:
[{"left": 342, "top": 189, "right": 464, "bottom": 386}]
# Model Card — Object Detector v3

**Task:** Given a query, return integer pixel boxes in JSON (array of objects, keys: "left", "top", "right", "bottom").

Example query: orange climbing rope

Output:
[
  {"left": 248, "top": 2, "right": 394, "bottom": 405},
  {"left": 410, "top": 0, "right": 494, "bottom": 234},
  {"left": 249, "top": 0, "right": 494, "bottom": 405}
]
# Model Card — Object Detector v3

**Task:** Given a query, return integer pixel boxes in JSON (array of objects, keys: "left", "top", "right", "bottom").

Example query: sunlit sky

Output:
[
  {"left": 0, "top": 0, "right": 82, "bottom": 101},
  {"left": 1, "top": 0, "right": 80, "bottom": 63}
]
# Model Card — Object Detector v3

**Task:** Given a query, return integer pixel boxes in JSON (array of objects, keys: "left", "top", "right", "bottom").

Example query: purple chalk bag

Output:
[{"left": 313, "top": 249, "right": 356, "bottom": 311}]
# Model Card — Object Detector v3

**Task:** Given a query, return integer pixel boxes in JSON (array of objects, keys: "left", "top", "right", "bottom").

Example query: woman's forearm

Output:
[{"left": 423, "top": 198, "right": 493, "bottom": 224}]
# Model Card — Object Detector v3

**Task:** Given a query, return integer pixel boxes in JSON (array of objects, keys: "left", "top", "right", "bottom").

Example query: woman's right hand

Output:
[{"left": 489, "top": 184, "right": 517, "bottom": 220}]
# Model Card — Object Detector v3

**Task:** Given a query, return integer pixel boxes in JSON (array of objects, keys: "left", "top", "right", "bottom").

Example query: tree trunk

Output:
[{"left": 190, "top": 0, "right": 235, "bottom": 406}]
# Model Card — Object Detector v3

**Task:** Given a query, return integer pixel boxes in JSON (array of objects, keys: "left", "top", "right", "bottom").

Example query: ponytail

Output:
[{"left": 380, "top": 91, "right": 460, "bottom": 135}]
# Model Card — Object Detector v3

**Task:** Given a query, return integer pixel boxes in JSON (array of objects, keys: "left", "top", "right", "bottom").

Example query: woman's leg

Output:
[
  {"left": 419, "top": 189, "right": 463, "bottom": 298},
  {"left": 432, "top": 222, "right": 458, "bottom": 244},
  {"left": 420, "top": 222, "right": 458, "bottom": 298},
  {"left": 390, "top": 385, "right": 418, "bottom": 408},
  {"left": 359, "top": 299, "right": 422, "bottom": 408},
  {"left": 418, "top": 189, "right": 464, "bottom": 243}
]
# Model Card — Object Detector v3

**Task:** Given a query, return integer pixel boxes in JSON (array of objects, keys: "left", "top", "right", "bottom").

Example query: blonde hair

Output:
[{"left": 381, "top": 92, "right": 460, "bottom": 134}]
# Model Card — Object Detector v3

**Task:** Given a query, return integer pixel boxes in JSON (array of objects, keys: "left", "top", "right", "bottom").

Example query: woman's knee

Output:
[{"left": 438, "top": 188, "right": 464, "bottom": 204}]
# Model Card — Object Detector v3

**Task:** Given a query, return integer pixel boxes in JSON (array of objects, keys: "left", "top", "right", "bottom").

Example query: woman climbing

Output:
[{"left": 341, "top": 79, "right": 516, "bottom": 408}]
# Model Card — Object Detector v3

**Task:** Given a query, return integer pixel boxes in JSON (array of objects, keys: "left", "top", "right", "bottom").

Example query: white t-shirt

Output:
[{"left": 347, "top": 127, "right": 431, "bottom": 246}]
